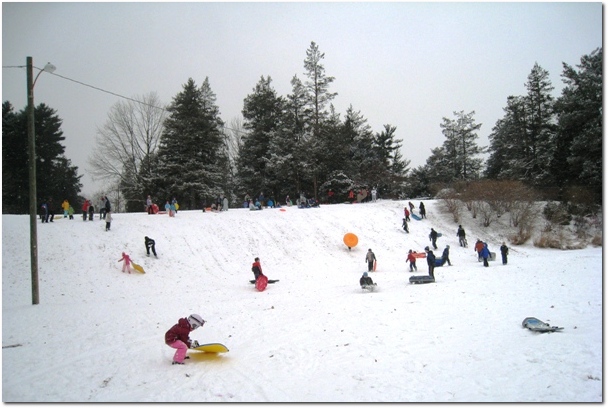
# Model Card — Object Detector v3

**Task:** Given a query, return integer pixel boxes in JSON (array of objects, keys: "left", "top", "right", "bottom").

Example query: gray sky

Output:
[{"left": 2, "top": 2, "right": 602, "bottom": 197}]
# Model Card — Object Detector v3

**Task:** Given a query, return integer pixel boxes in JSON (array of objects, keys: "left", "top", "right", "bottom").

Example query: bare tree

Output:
[
  {"left": 225, "top": 116, "right": 245, "bottom": 166},
  {"left": 88, "top": 92, "right": 166, "bottom": 210}
]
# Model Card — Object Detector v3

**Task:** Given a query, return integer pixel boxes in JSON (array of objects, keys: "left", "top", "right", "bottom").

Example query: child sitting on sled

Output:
[{"left": 360, "top": 271, "right": 375, "bottom": 287}]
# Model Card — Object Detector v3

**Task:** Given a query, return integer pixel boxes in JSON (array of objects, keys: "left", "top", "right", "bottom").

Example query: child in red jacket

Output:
[
  {"left": 165, "top": 314, "right": 205, "bottom": 365},
  {"left": 406, "top": 250, "right": 417, "bottom": 272}
]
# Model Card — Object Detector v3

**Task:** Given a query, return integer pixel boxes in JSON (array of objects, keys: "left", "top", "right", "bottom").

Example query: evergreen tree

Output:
[
  {"left": 552, "top": 47, "right": 602, "bottom": 202},
  {"left": 485, "top": 64, "right": 556, "bottom": 185},
  {"left": 374, "top": 125, "right": 410, "bottom": 197},
  {"left": 2, "top": 101, "right": 26, "bottom": 213},
  {"left": 302, "top": 41, "right": 338, "bottom": 197},
  {"left": 155, "top": 78, "right": 226, "bottom": 209},
  {"left": 439, "top": 111, "right": 484, "bottom": 181},
  {"left": 422, "top": 146, "right": 453, "bottom": 186},
  {"left": 486, "top": 96, "right": 530, "bottom": 180},
  {"left": 264, "top": 75, "right": 309, "bottom": 198},
  {"left": 237, "top": 75, "right": 285, "bottom": 198},
  {"left": 303, "top": 41, "right": 337, "bottom": 134},
  {"left": 523, "top": 63, "right": 556, "bottom": 184},
  {"left": 2, "top": 101, "right": 82, "bottom": 213},
  {"left": 341, "top": 105, "right": 375, "bottom": 184}
]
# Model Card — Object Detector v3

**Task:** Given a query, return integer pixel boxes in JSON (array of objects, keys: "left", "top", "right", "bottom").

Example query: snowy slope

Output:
[{"left": 1, "top": 200, "right": 602, "bottom": 402}]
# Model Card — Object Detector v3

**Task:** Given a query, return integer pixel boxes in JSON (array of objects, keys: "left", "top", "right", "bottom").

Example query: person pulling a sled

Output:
[
  {"left": 407, "top": 250, "right": 417, "bottom": 272},
  {"left": 118, "top": 252, "right": 132, "bottom": 273},
  {"left": 365, "top": 249, "right": 377, "bottom": 272},
  {"left": 165, "top": 314, "right": 205, "bottom": 365}
]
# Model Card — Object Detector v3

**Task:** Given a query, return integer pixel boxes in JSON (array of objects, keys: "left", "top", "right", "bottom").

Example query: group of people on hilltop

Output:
[
  {"left": 164, "top": 198, "right": 178, "bottom": 216},
  {"left": 145, "top": 195, "right": 180, "bottom": 216},
  {"left": 244, "top": 192, "right": 277, "bottom": 210},
  {"left": 40, "top": 196, "right": 112, "bottom": 225},
  {"left": 61, "top": 199, "right": 74, "bottom": 220}
]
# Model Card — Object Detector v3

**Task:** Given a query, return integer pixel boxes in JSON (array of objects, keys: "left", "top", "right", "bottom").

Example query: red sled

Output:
[{"left": 255, "top": 275, "right": 268, "bottom": 291}]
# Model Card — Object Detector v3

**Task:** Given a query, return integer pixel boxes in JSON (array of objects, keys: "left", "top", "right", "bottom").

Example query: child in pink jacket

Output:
[{"left": 118, "top": 252, "right": 131, "bottom": 273}]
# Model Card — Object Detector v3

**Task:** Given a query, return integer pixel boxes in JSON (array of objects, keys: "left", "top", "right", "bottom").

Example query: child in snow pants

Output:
[{"left": 118, "top": 252, "right": 131, "bottom": 273}]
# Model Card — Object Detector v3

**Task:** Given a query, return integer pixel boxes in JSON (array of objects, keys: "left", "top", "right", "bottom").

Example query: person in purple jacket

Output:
[{"left": 165, "top": 314, "right": 205, "bottom": 365}]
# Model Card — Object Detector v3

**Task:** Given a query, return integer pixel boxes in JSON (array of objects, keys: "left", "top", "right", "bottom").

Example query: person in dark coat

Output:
[
  {"left": 145, "top": 236, "right": 157, "bottom": 257},
  {"left": 47, "top": 198, "right": 55, "bottom": 222},
  {"left": 441, "top": 245, "right": 452, "bottom": 266},
  {"left": 500, "top": 242, "right": 509, "bottom": 265},
  {"left": 360, "top": 271, "right": 375, "bottom": 287},
  {"left": 429, "top": 228, "right": 438, "bottom": 249},
  {"left": 165, "top": 314, "right": 205, "bottom": 365},
  {"left": 419, "top": 202, "right": 426, "bottom": 219},
  {"left": 425, "top": 246, "right": 436, "bottom": 279},
  {"left": 365, "top": 249, "right": 377, "bottom": 272},
  {"left": 104, "top": 196, "right": 111, "bottom": 217},
  {"left": 480, "top": 243, "right": 490, "bottom": 267},
  {"left": 99, "top": 196, "right": 107, "bottom": 220},
  {"left": 41, "top": 200, "right": 49, "bottom": 223},
  {"left": 88, "top": 202, "right": 95, "bottom": 221},
  {"left": 457, "top": 225, "right": 467, "bottom": 247},
  {"left": 402, "top": 218, "right": 409, "bottom": 233}
]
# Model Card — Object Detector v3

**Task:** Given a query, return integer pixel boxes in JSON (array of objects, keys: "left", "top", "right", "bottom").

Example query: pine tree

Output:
[
  {"left": 156, "top": 78, "right": 226, "bottom": 209},
  {"left": 373, "top": 124, "right": 410, "bottom": 197},
  {"left": 2, "top": 101, "right": 82, "bottom": 214},
  {"left": 552, "top": 47, "right": 602, "bottom": 202},
  {"left": 485, "top": 64, "right": 556, "bottom": 185},
  {"left": 523, "top": 63, "right": 556, "bottom": 184},
  {"left": 302, "top": 41, "right": 338, "bottom": 197},
  {"left": 303, "top": 41, "right": 337, "bottom": 134},
  {"left": 427, "top": 111, "right": 484, "bottom": 184},
  {"left": 237, "top": 76, "right": 285, "bottom": 198}
]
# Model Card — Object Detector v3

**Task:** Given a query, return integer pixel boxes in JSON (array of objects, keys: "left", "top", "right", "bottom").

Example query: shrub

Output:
[
  {"left": 543, "top": 202, "right": 572, "bottom": 225},
  {"left": 437, "top": 189, "right": 461, "bottom": 223},
  {"left": 509, "top": 228, "right": 532, "bottom": 245}
]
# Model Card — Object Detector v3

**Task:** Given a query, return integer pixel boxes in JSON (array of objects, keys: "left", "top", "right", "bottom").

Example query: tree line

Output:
[{"left": 2, "top": 43, "right": 602, "bottom": 214}]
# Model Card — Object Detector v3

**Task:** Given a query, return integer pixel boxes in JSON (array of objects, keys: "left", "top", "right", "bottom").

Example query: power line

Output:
[{"left": 3, "top": 64, "right": 247, "bottom": 135}]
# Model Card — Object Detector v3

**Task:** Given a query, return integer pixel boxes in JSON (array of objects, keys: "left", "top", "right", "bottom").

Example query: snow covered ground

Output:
[{"left": 2, "top": 199, "right": 602, "bottom": 402}]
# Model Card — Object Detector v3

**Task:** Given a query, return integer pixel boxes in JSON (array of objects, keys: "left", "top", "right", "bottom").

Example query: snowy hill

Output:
[{"left": 2, "top": 200, "right": 602, "bottom": 402}]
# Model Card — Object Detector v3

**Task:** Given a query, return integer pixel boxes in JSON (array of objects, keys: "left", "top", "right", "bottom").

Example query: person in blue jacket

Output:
[{"left": 480, "top": 243, "right": 490, "bottom": 267}]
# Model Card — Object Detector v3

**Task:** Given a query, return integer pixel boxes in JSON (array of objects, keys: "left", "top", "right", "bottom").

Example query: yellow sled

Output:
[
  {"left": 131, "top": 262, "right": 145, "bottom": 274},
  {"left": 190, "top": 343, "right": 229, "bottom": 353}
]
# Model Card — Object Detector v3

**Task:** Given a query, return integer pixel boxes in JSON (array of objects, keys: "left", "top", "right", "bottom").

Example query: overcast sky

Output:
[{"left": 2, "top": 2, "right": 602, "bottom": 197}]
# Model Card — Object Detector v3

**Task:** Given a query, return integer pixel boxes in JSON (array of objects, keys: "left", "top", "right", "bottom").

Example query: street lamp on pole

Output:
[{"left": 27, "top": 56, "right": 56, "bottom": 305}]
